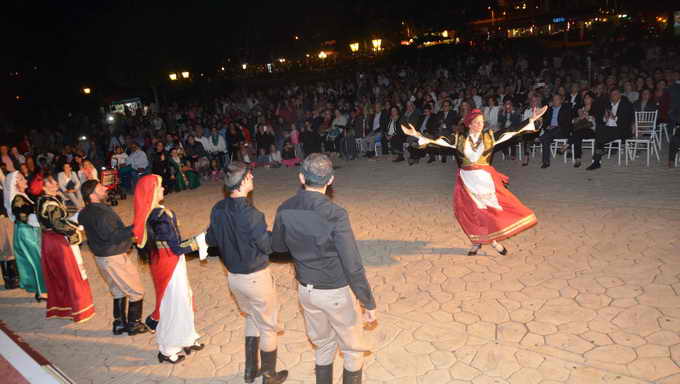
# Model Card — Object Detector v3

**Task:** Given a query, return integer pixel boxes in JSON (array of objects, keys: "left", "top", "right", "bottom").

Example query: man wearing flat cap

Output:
[
  {"left": 205, "top": 161, "right": 287, "bottom": 384},
  {"left": 272, "top": 153, "right": 376, "bottom": 384}
]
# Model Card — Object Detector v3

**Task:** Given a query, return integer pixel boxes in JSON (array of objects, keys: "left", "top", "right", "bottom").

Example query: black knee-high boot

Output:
[
  {"left": 315, "top": 363, "right": 333, "bottom": 384},
  {"left": 261, "top": 349, "right": 288, "bottom": 384},
  {"left": 343, "top": 368, "right": 362, "bottom": 384},
  {"left": 2, "top": 260, "right": 20, "bottom": 289},
  {"left": 126, "top": 299, "right": 149, "bottom": 335},
  {"left": 244, "top": 337, "right": 261, "bottom": 383},
  {"left": 112, "top": 298, "right": 128, "bottom": 335}
]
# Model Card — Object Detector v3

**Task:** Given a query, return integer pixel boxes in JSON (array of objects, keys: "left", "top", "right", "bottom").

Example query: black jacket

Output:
[
  {"left": 79, "top": 203, "right": 133, "bottom": 256},
  {"left": 272, "top": 189, "right": 376, "bottom": 310},
  {"left": 206, "top": 197, "right": 271, "bottom": 274}
]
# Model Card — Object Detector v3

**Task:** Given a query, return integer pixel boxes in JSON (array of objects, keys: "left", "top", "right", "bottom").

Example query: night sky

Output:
[{"left": 2, "top": 0, "right": 673, "bottom": 126}]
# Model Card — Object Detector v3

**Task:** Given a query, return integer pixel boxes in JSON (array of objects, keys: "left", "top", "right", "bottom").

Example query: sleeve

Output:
[
  {"left": 151, "top": 212, "right": 198, "bottom": 256},
  {"left": 271, "top": 211, "right": 288, "bottom": 253},
  {"left": 494, "top": 119, "right": 536, "bottom": 145},
  {"left": 205, "top": 206, "right": 218, "bottom": 247},
  {"left": 57, "top": 173, "right": 68, "bottom": 191},
  {"left": 92, "top": 213, "right": 133, "bottom": 244},
  {"left": 250, "top": 210, "right": 272, "bottom": 255},
  {"left": 41, "top": 200, "right": 78, "bottom": 237},
  {"left": 334, "top": 208, "right": 376, "bottom": 310},
  {"left": 12, "top": 196, "right": 34, "bottom": 224}
]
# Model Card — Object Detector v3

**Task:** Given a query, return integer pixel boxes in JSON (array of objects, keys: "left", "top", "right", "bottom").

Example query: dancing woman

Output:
[
  {"left": 132, "top": 174, "right": 206, "bottom": 364},
  {"left": 402, "top": 106, "right": 548, "bottom": 256},
  {"left": 3, "top": 171, "right": 47, "bottom": 302},
  {"left": 37, "top": 174, "right": 95, "bottom": 323}
]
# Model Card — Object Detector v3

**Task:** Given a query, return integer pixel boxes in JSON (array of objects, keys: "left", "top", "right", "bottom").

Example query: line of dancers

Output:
[{"left": 0, "top": 106, "right": 546, "bottom": 383}]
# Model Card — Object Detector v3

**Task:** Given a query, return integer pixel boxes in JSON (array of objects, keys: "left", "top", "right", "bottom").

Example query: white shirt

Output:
[
  {"left": 58, "top": 171, "right": 81, "bottom": 192},
  {"left": 606, "top": 101, "right": 620, "bottom": 127},
  {"left": 387, "top": 120, "right": 397, "bottom": 136},
  {"left": 372, "top": 112, "right": 382, "bottom": 131}
]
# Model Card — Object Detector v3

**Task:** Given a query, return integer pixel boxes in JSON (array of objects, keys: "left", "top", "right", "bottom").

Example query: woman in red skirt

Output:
[
  {"left": 36, "top": 174, "right": 94, "bottom": 323},
  {"left": 402, "top": 105, "right": 548, "bottom": 256},
  {"left": 132, "top": 174, "right": 206, "bottom": 364}
]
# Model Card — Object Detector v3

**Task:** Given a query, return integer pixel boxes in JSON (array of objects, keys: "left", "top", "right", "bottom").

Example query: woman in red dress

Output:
[
  {"left": 36, "top": 174, "right": 95, "bottom": 323},
  {"left": 132, "top": 174, "right": 206, "bottom": 364},
  {"left": 402, "top": 105, "right": 548, "bottom": 256}
]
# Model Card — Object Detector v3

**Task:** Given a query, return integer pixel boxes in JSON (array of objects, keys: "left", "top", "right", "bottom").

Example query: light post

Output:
[
  {"left": 318, "top": 51, "right": 327, "bottom": 59},
  {"left": 371, "top": 39, "right": 382, "bottom": 53},
  {"left": 350, "top": 42, "right": 359, "bottom": 53},
  {"left": 242, "top": 63, "right": 247, "bottom": 70},
  {"left": 82, "top": 87, "right": 92, "bottom": 95},
  {"left": 169, "top": 73, "right": 178, "bottom": 81},
  {"left": 181, "top": 71, "right": 190, "bottom": 79}
]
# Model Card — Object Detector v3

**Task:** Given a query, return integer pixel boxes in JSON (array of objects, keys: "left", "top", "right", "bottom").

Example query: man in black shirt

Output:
[
  {"left": 205, "top": 162, "right": 287, "bottom": 384},
  {"left": 272, "top": 153, "right": 376, "bottom": 384},
  {"left": 79, "top": 180, "right": 147, "bottom": 335}
]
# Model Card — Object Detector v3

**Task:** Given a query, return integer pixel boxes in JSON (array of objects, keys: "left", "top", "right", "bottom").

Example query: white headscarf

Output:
[{"left": 3, "top": 171, "right": 32, "bottom": 223}]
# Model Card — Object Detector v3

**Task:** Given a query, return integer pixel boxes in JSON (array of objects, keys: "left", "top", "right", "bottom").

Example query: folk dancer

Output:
[
  {"left": 206, "top": 162, "right": 288, "bottom": 384},
  {"left": 132, "top": 174, "right": 207, "bottom": 364},
  {"left": 401, "top": 106, "right": 548, "bottom": 256},
  {"left": 79, "top": 180, "right": 148, "bottom": 335},
  {"left": 36, "top": 174, "right": 95, "bottom": 323}
]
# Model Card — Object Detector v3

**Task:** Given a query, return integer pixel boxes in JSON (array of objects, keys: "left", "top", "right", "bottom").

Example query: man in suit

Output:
[
  {"left": 435, "top": 100, "right": 457, "bottom": 163},
  {"left": 540, "top": 94, "right": 572, "bottom": 168},
  {"left": 407, "top": 104, "right": 438, "bottom": 165},
  {"left": 364, "top": 102, "right": 388, "bottom": 157},
  {"left": 587, "top": 88, "right": 634, "bottom": 170}
]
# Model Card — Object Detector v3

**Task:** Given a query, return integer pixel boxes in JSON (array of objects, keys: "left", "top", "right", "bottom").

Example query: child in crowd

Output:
[
  {"left": 281, "top": 141, "right": 300, "bottom": 167},
  {"left": 256, "top": 148, "right": 272, "bottom": 168},
  {"left": 269, "top": 144, "right": 282, "bottom": 168}
]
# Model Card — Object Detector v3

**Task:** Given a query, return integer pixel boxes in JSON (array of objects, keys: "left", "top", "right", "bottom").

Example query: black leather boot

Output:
[
  {"left": 112, "top": 298, "right": 128, "bottom": 335},
  {"left": 261, "top": 349, "right": 288, "bottom": 384},
  {"left": 126, "top": 299, "right": 149, "bottom": 335},
  {"left": 315, "top": 363, "right": 333, "bottom": 384},
  {"left": 145, "top": 315, "right": 158, "bottom": 333},
  {"left": 244, "top": 337, "right": 261, "bottom": 383},
  {"left": 3, "top": 260, "right": 20, "bottom": 289},
  {"left": 343, "top": 368, "right": 362, "bottom": 384}
]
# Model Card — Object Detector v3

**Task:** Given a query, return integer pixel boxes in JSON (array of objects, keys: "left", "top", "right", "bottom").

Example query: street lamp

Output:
[
  {"left": 371, "top": 39, "right": 382, "bottom": 52},
  {"left": 278, "top": 58, "right": 286, "bottom": 63},
  {"left": 181, "top": 71, "right": 190, "bottom": 79},
  {"left": 242, "top": 63, "right": 247, "bottom": 70},
  {"left": 169, "top": 73, "right": 178, "bottom": 81},
  {"left": 82, "top": 87, "right": 92, "bottom": 95},
  {"left": 318, "top": 51, "right": 327, "bottom": 59},
  {"left": 350, "top": 42, "right": 359, "bottom": 53}
]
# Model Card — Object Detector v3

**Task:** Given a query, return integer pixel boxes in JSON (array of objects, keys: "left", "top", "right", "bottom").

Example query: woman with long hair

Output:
[
  {"left": 36, "top": 174, "right": 94, "bottom": 323},
  {"left": 402, "top": 105, "right": 547, "bottom": 256},
  {"left": 132, "top": 174, "right": 206, "bottom": 364},
  {"left": 4, "top": 171, "right": 46, "bottom": 302},
  {"left": 78, "top": 159, "right": 98, "bottom": 183}
]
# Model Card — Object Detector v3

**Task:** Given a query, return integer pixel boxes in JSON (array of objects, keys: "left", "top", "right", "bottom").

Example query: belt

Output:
[{"left": 298, "top": 282, "right": 343, "bottom": 290}]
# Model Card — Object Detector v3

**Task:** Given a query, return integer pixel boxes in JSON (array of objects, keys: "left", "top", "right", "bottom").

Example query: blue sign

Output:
[{"left": 552, "top": 17, "right": 566, "bottom": 23}]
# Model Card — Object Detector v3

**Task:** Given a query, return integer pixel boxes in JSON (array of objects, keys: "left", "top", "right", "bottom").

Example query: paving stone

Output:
[{"left": 585, "top": 345, "right": 638, "bottom": 364}]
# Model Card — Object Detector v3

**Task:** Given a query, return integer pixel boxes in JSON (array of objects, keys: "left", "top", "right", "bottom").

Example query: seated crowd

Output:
[{"left": 1, "top": 37, "right": 680, "bottom": 212}]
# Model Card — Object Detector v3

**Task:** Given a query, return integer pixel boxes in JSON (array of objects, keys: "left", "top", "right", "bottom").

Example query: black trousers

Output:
[
  {"left": 670, "top": 133, "right": 680, "bottom": 163},
  {"left": 540, "top": 127, "right": 569, "bottom": 164},
  {"left": 593, "top": 127, "right": 625, "bottom": 162},
  {"left": 389, "top": 135, "right": 405, "bottom": 155},
  {"left": 568, "top": 129, "right": 596, "bottom": 159}
]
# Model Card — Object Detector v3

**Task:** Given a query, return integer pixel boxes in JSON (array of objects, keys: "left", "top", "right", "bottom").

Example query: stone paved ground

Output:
[{"left": 2, "top": 153, "right": 680, "bottom": 384}]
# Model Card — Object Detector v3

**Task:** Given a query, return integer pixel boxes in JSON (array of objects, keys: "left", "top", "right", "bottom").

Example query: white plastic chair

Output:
[
  {"left": 550, "top": 138, "right": 569, "bottom": 163},
  {"left": 569, "top": 138, "right": 595, "bottom": 163},
  {"left": 604, "top": 139, "right": 623, "bottom": 165},
  {"left": 625, "top": 139, "right": 659, "bottom": 167},
  {"left": 634, "top": 111, "right": 660, "bottom": 151}
]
